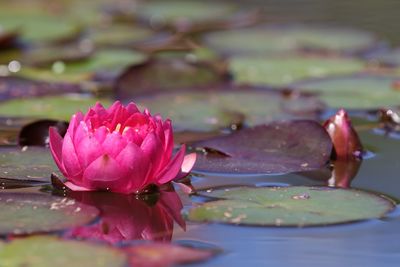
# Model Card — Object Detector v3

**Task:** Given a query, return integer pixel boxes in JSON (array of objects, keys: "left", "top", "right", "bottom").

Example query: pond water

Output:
[{"left": 1, "top": 0, "right": 400, "bottom": 266}]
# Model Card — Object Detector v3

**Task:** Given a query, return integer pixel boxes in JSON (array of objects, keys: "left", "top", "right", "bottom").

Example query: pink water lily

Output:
[{"left": 49, "top": 101, "right": 196, "bottom": 194}]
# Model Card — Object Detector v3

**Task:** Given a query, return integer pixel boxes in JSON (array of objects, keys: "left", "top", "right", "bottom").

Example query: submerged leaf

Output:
[
  {"left": 0, "top": 236, "right": 127, "bottom": 267},
  {"left": 187, "top": 186, "right": 395, "bottom": 226},
  {"left": 0, "top": 193, "right": 99, "bottom": 235},
  {"left": 191, "top": 120, "right": 332, "bottom": 174}
]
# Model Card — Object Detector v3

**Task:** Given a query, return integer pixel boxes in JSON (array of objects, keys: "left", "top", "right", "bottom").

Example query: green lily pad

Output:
[
  {"left": 0, "top": 236, "right": 127, "bottom": 267},
  {"left": 135, "top": 88, "right": 322, "bottom": 132},
  {"left": 187, "top": 186, "right": 395, "bottom": 227},
  {"left": 290, "top": 75, "right": 400, "bottom": 109},
  {"left": 231, "top": 55, "right": 366, "bottom": 87},
  {"left": 205, "top": 24, "right": 377, "bottom": 55},
  {"left": 0, "top": 95, "right": 112, "bottom": 121},
  {"left": 115, "top": 58, "right": 229, "bottom": 98},
  {"left": 0, "top": 8, "right": 80, "bottom": 43},
  {"left": 17, "top": 49, "right": 146, "bottom": 83},
  {"left": 0, "top": 146, "right": 59, "bottom": 182},
  {"left": 136, "top": 1, "right": 235, "bottom": 24},
  {"left": 90, "top": 24, "right": 155, "bottom": 48},
  {"left": 0, "top": 193, "right": 99, "bottom": 235}
]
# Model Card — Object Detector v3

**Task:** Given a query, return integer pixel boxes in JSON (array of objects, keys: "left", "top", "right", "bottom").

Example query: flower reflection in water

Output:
[{"left": 64, "top": 189, "right": 185, "bottom": 244}]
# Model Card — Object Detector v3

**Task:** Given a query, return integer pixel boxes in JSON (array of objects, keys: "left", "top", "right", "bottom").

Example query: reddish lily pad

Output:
[
  {"left": 0, "top": 236, "right": 127, "bottom": 267},
  {"left": 0, "top": 193, "right": 99, "bottom": 235},
  {"left": 125, "top": 243, "right": 216, "bottom": 267},
  {"left": 190, "top": 120, "right": 332, "bottom": 174},
  {"left": 290, "top": 74, "right": 400, "bottom": 109},
  {"left": 18, "top": 119, "right": 68, "bottom": 147},
  {"left": 187, "top": 186, "right": 395, "bottom": 226},
  {"left": 0, "top": 146, "right": 58, "bottom": 182},
  {"left": 0, "top": 76, "right": 81, "bottom": 101},
  {"left": 205, "top": 24, "right": 377, "bottom": 55},
  {"left": 115, "top": 58, "right": 230, "bottom": 98},
  {"left": 135, "top": 88, "right": 323, "bottom": 132}
]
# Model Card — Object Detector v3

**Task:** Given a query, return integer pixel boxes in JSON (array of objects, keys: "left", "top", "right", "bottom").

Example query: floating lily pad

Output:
[
  {"left": 136, "top": 1, "right": 235, "bottom": 24},
  {"left": 0, "top": 193, "right": 99, "bottom": 235},
  {"left": 0, "top": 236, "right": 127, "bottom": 267},
  {"left": 205, "top": 24, "right": 377, "bottom": 55},
  {"left": 231, "top": 55, "right": 365, "bottom": 87},
  {"left": 18, "top": 49, "right": 146, "bottom": 83},
  {"left": 125, "top": 243, "right": 216, "bottom": 267},
  {"left": 115, "top": 58, "right": 229, "bottom": 98},
  {"left": 290, "top": 75, "right": 400, "bottom": 109},
  {"left": 187, "top": 186, "right": 395, "bottom": 226},
  {"left": 0, "top": 8, "right": 80, "bottom": 43},
  {"left": 0, "top": 76, "right": 82, "bottom": 101},
  {"left": 191, "top": 120, "right": 332, "bottom": 174},
  {"left": 0, "top": 146, "right": 59, "bottom": 182},
  {"left": 90, "top": 24, "right": 155, "bottom": 48},
  {"left": 135, "top": 89, "right": 323, "bottom": 132},
  {"left": 0, "top": 95, "right": 112, "bottom": 121},
  {"left": 365, "top": 47, "right": 400, "bottom": 67}
]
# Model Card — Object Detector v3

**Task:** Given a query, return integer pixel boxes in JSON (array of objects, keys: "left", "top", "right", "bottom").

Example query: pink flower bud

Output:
[
  {"left": 49, "top": 101, "right": 196, "bottom": 194},
  {"left": 323, "top": 109, "right": 363, "bottom": 160}
]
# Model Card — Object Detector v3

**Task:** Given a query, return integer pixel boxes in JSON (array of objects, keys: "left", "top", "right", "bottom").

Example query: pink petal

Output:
[
  {"left": 101, "top": 131, "right": 127, "bottom": 158},
  {"left": 61, "top": 132, "right": 82, "bottom": 178},
  {"left": 68, "top": 112, "right": 84, "bottom": 136},
  {"left": 155, "top": 145, "right": 186, "bottom": 185},
  {"left": 82, "top": 154, "right": 130, "bottom": 193},
  {"left": 75, "top": 133, "right": 103, "bottom": 168},
  {"left": 140, "top": 132, "right": 163, "bottom": 175},
  {"left": 115, "top": 143, "right": 151, "bottom": 191},
  {"left": 64, "top": 181, "right": 95, "bottom": 192},
  {"left": 93, "top": 126, "right": 109, "bottom": 144},
  {"left": 126, "top": 102, "right": 140, "bottom": 114},
  {"left": 175, "top": 153, "right": 197, "bottom": 179},
  {"left": 49, "top": 127, "right": 66, "bottom": 174}
]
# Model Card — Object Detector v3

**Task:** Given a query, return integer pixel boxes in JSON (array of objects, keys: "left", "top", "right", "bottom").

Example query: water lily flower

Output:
[
  {"left": 323, "top": 109, "right": 363, "bottom": 160},
  {"left": 49, "top": 101, "right": 196, "bottom": 194}
]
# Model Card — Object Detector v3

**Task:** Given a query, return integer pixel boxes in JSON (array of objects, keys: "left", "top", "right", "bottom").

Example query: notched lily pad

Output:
[
  {"left": 125, "top": 243, "right": 217, "bottom": 267},
  {"left": 0, "top": 146, "right": 58, "bottom": 182},
  {"left": 187, "top": 186, "right": 395, "bottom": 226},
  {"left": 190, "top": 120, "right": 332, "bottom": 174},
  {"left": 0, "top": 236, "right": 127, "bottom": 267},
  {"left": 115, "top": 58, "right": 230, "bottom": 98},
  {"left": 231, "top": 55, "right": 366, "bottom": 87},
  {"left": 0, "top": 193, "right": 99, "bottom": 235},
  {"left": 0, "top": 95, "right": 112, "bottom": 121},
  {"left": 135, "top": 88, "right": 323, "bottom": 132},
  {"left": 205, "top": 24, "right": 377, "bottom": 55},
  {"left": 0, "top": 76, "right": 81, "bottom": 101},
  {"left": 290, "top": 74, "right": 400, "bottom": 109}
]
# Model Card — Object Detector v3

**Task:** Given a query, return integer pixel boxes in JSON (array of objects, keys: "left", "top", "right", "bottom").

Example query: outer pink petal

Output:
[
  {"left": 175, "top": 153, "right": 197, "bottom": 179},
  {"left": 101, "top": 131, "right": 127, "bottom": 158},
  {"left": 68, "top": 112, "right": 84, "bottom": 136},
  {"left": 75, "top": 133, "right": 103, "bottom": 168},
  {"left": 49, "top": 127, "right": 66, "bottom": 174},
  {"left": 140, "top": 132, "right": 163, "bottom": 175},
  {"left": 115, "top": 143, "right": 151, "bottom": 192},
  {"left": 126, "top": 102, "right": 140, "bottom": 115},
  {"left": 62, "top": 132, "right": 82, "bottom": 178},
  {"left": 154, "top": 145, "right": 186, "bottom": 185},
  {"left": 64, "top": 181, "right": 95, "bottom": 192},
  {"left": 82, "top": 154, "right": 130, "bottom": 193}
]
